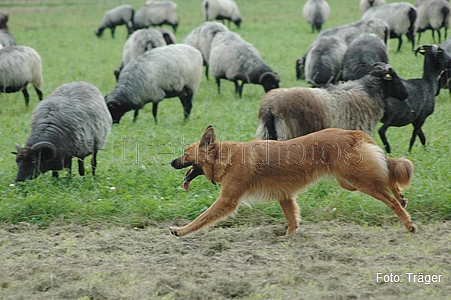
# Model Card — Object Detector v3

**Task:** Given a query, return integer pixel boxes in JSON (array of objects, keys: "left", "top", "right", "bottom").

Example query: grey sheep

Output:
[
  {"left": 182, "top": 21, "right": 229, "bottom": 80},
  {"left": 106, "top": 44, "right": 203, "bottom": 123},
  {"left": 342, "top": 33, "right": 389, "bottom": 81},
  {"left": 255, "top": 63, "right": 408, "bottom": 141},
  {"left": 0, "top": 28, "right": 16, "bottom": 48},
  {"left": 209, "top": 31, "right": 280, "bottom": 98},
  {"left": 303, "top": 36, "right": 347, "bottom": 87},
  {"left": 359, "top": 0, "right": 386, "bottom": 14},
  {"left": 134, "top": 1, "right": 179, "bottom": 33},
  {"left": 297, "top": 18, "right": 390, "bottom": 79},
  {"left": 114, "top": 28, "right": 168, "bottom": 80},
  {"left": 379, "top": 45, "right": 451, "bottom": 153},
  {"left": 0, "top": 46, "right": 43, "bottom": 106},
  {"left": 416, "top": 0, "right": 450, "bottom": 43},
  {"left": 302, "top": 0, "right": 331, "bottom": 33},
  {"left": 203, "top": 0, "right": 242, "bottom": 28},
  {"left": 14, "top": 81, "right": 112, "bottom": 181},
  {"left": 0, "top": 11, "right": 9, "bottom": 29},
  {"left": 362, "top": 2, "right": 417, "bottom": 52},
  {"left": 95, "top": 4, "right": 134, "bottom": 39}
]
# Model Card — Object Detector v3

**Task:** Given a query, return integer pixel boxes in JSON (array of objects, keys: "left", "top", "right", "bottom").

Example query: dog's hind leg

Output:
[
  {"left": 278, "top": 196, "right": 300, "bottom": 236},
  {"left": 336, "top": 177, "right": 357, "bottom": 192},
  {"left": 170, "top": 194, "right": 242, "bottom": 237}
]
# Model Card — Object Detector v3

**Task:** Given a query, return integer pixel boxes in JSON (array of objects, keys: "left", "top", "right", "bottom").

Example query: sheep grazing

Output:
[
  {"left": 303, "top": 36, "right": 347, "bottom": 87},
  {"left": 134, "top": 1, "right": 179, "bottom": 33},
  {"left": 203, "top": 0, "right": 242, "bottom": 29},
  {"left": 114, "top": 28, "right": 168, "bottom": 80},
  {"left": 416, "top": 0, "right": 450, "bottom": 44},
  {"left": 14, "top": 82, "right": 112, "bottom": 181},
  {"left": 379, "top": 45, "right": 451, "bottom": 153},
  {"left": 182, "top": 21, "right": 229, "bottom": 80},
  {"left": 106, "top": 44, "right": 203, "bottom": 124},
  {"left": 359, "top": 0, "right": 386, "bottom": 14},
  {"left": 297, "top": 18, "right": 390, "bottom": 80},
  {"left": 342, "top": 33, "right": 388, "bottom": 81},
  {"left": 255, "top": 63, "right": 408, "bottom": 141},
  {"left": 95, "top": 4, "right": 134, "bottom": 39},
  {"left": 0, "top": 28, "right": 16, "bottom": 48},
  {"left": 209, "top": 31, "right": 280, "bottom": 98},
  {"left": 361, "top": 2, "right": 417, "bottom": 52},
  {"left": 0, "top": 46, "right": 43, "bottom": 106},
  {"left": 302, "top": 0, "right": 331, "bottom": 33}
]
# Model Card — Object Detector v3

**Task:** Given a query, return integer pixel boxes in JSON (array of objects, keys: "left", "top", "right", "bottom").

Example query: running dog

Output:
[{"left": 170, "top": 125, "right": 415, "bottom": 236}]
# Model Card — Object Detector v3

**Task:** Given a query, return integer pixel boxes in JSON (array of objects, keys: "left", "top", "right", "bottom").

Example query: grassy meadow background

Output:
[{"left": 0, "top": 0, "right": 450, "bottom": 231}]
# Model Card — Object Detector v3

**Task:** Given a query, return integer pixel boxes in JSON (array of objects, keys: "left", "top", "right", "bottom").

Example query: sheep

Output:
[
  {"left": 342, "top": 33, "right": 389, "bottom": 81},
  {"left": 359, "top": 0, "right": 386, "bottom": 14},
  {"left": 378, "top": 45, "right": 451, "bottom": 153},
  {"left": 302, "top": 0, "right": 331, "bottom": 33},
  {"left": 113, "top": 28, "right": 168, "bottom": 80},
  {"left": 203, "top": 0, "right": 242, "bottom": 29},
  {"left": 13, "top": 82, "right": 112, "bottom": 181},
  {"left": 297, "top": 18, "right": 390, "bottom": 80},
  {"left": 154, "top": 27, "right": 177, "bottom": 44},
  {"left": 438, "top": 37, "right": 451, "bottom": 93},
  {"left": 106, "top": 44, "right": 203, "bottom": 124},
  {"left": 95, "top": 4, "right": 134, "bottom": 39},
  {"left": 255, "top": 63, "right": 408, "bottom": 141},
  {"left": 416, "top": 0, "right": 450, "bottom": 44},
  {"left": 134, "top": 1, "right": 179, "bottom": 33},
  {"left": 0, "top": 28, "right": 16, "bottom": 48},
  {"left": 182, "top": 21, "right": 229, "bottom": 80},
  {"left": 209, "top": 31, "right": 280, "bottom": 98},
  {"left": 361, "top": 2, "right": 417, "bottom": 52},
  {"left": 0, "top": 46, "right": 43, "bottom": 106},
  {"left": 0, "top": 11, "right": 9, "bottom": 29},
  {"left": 303, "top": 36, "right": 347, "bottom": 87}
]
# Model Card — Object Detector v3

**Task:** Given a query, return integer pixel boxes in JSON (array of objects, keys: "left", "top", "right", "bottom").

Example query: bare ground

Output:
[{"left": 1, "top": 217, "right": 450, "bottom": 300}]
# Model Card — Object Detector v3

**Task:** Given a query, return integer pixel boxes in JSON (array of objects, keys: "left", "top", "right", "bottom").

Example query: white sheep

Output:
[
  {"left": 114, "top": 28, "right": 168, "bottom": 80},
  {"left": 202, "top": 0, "right": 242, "bottom": 28},
  {"left": 303, "top": 36, "right": 347, "bottom": 87},
  {"left": 14, "top": 82, "right": 112, "bottom": 181},
  {"left": 359, "top": 0, "right": 386, "bottom": 14},
  {"left": 95, "top": 4, "right": 134, "bottom": 39},
  {"left": 416, "top": 0, "right": 450, "bottom": 44},
  {"left": 0, "top": 46, "right": 43, "bottom": 106},
  {"left": 106, "top": 44, "right": 203, "bottom": 123},
  {"left": 302, "top": 0, "right": 331, "bottom": 33},
  {"left": 209, "top": 31, "right": 280, "bottom": 98},
  {"left": 362, "top": 2, "right": 418, "bottom": 52},
  {"left": 134, "top": 1, "right": 179, "bottom": 33},
  {"left": 255, "top": 63, "right": 408, "bottom": 141},
  {"left": 182, "top": 21, "right": 229, "bottom": 79}
]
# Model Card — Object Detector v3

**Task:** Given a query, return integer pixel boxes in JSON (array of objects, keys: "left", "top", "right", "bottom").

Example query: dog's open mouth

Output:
[{"left": 183, "top": 165, "right": 204, "bottom": 191}]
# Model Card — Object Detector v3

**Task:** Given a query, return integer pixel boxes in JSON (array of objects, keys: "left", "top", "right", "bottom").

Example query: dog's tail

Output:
[
  {"left": 387, "top": 157, "right": 414, "bottom": 188},
  {"left": 255, "top": 108, "right": 279, "bottom": 140}
]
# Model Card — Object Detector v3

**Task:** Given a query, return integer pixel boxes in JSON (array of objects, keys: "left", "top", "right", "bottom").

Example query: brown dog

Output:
[{"left": 170, "top": 125, "right": 415, "bottom": 236}]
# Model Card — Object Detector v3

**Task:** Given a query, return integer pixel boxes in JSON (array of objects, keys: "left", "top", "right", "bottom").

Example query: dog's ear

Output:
[{"left": 200, "top": 125, "right": 216, "bottom": 147}]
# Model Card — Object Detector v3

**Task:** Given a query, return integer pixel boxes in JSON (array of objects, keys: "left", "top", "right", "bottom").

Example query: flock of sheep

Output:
[{"left": 1, "top": 0, "right": 451, "bottom": 182}]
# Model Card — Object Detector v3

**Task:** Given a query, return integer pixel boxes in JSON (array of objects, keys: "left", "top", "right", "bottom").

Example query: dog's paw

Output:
[
  {"left": 409, "top": 225, "right": 417, "bottom": 234},
  {"left": 169, "top": 227, "right": 180, "bottom": 237}
]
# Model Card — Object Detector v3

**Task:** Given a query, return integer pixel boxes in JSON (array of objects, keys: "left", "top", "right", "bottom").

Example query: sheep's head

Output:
[
  {"left": 13, "top": 142, "right": 58, "bottom": 181},
  {"left": 106, "top": 99, "right": 127, "bottom": 124},
  {"left": 260, "top": 72, "right": 280, "bottom": 93},
  {"left": 371, "top": 63, "right": 408, "bottom": 101},
  {"left": 415, "top": 45, "right": 451, "bottom": 77}
]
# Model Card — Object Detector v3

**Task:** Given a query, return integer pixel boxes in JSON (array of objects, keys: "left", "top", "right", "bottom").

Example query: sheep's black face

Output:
[
  {"left": 15, "top": 149, "right": 39, "bottom": 181},
  {"left": 106, "top": 101, "right": 127, "bottom": 124},
  {"left": 382, "top": 70, "right": 408, "bottom": 101}
]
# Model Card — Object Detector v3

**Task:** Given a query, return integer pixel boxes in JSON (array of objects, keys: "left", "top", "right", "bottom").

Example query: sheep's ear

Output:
[
  {"left": 415, "top": 45, "right": 430, "bottom": 56},
  {"left": 200, "top": 125, "right": 216, "bottom": 148}
]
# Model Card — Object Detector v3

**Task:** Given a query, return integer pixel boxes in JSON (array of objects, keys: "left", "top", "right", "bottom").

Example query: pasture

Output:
[{"left": 0, "top": 0, "right": 450, "bottom": 298}]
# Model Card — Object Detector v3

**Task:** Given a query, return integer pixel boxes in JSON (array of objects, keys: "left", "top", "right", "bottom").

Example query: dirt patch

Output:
[{"left": 1, "top": 219, "right": 450, "bottom": 299}]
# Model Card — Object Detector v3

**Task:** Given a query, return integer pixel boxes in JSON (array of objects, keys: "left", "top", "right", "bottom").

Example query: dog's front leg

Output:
[
  {"left": 170, "top": 194, "right": 241, "bottom": 237},
  {"left": 278, "top": 196, "right": 301, "bottom": 236}
]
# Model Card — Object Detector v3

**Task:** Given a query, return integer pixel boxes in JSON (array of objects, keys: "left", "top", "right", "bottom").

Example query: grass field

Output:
[{"left": 0, "top": 0, "right": 450, "bottom": 230}]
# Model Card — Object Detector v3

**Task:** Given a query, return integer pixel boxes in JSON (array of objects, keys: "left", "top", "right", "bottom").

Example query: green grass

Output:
[{"left": 0, "top": 0, "right": 450, "bottom": 228}]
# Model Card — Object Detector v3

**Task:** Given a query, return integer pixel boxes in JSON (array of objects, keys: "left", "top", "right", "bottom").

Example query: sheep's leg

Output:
[
  {"left": 34, "top": 87, "right": 43, "bottom": 101},
  {"left": 179, "top": 89, "right": 193, "bottom": 120},
  {"left": 396, "top": 36, "right": 403, "bottom": 53},
  {"left": 133, "top": 109, "right": 140, "bottom": 122},
  {"left": 216, "top": 78, "right": 221, "bottom": 94},
  {"left": 417, "top": 32, "right": 422, "bottom": 44},
  {"left": 22, "top": 88, "right": 30, "bottom": 107},
  {"left": 418, "top": 129, "right": 426, "bottom": 146},
  {"left": 52, "top": 171, "right": 58, "bottom": 178},
  {"left": 78, "top": 158, "right": 85, "bottom": 176},
  {"left": 91, "top": 150, "right": 98, "bottom": 176},
  {"left": 205, "top": 64, "right": 209, "bottom": 80},
  {"left": 378, "top": 123, "right": 392, "bottom": 153},
  {"left": 152, "top": 103, "right": 159, "bottom": 123},
  {"left": 111, "top": 27, "right": 115, "bottom": 39},
  {"left": 408, "top": 121, "right": 425, "bottom": 152},
  {"left": 436, "top": 29, "right": 442, "bottom": 44}
]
